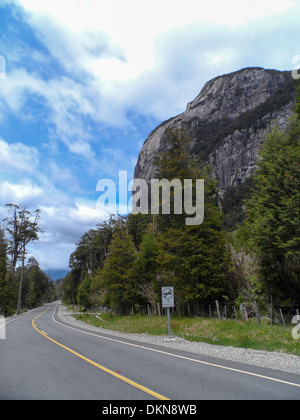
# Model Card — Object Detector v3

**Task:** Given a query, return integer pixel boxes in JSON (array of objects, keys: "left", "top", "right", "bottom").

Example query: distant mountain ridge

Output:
[{"left": 45, "top": 269, "right": 69, "bottom": 282}]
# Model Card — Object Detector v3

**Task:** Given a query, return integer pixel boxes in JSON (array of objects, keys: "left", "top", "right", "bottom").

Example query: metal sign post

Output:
[{"left": 162, "top": 287, "right": 174, "bottom": 339}]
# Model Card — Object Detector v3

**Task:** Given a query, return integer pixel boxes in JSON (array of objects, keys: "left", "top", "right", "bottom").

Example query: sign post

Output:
[{"left": 161, "top": 287, "right": 174, "bottom": 339}]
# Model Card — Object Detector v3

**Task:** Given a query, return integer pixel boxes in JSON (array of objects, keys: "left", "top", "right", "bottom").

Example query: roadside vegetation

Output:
[
  {"left": 0, "top": 205, "right": 56, "bottom": 316},
  {"left": 61, "top": 80, "right": 300, "bottom": 355},
  {"left": 71, "top": 309, "right": 300, "bottom": 356}
]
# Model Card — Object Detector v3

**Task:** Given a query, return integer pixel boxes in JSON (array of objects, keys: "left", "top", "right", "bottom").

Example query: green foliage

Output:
[
  {"left": 25, "top": 257, "right": 54, "bottom": 309},
  {"left": 63, "top": 270, "right": 81, "bottom": 304},
  {"left": 73, "top": 312, "right": 300, "bottom": 356},
  {"left": 77, "top": 275, "right": 92, "bottom": 309},
  {"left": 63, "top": 128, "right": 232, "bottom": 314},
  {"left": 0, "top": 271, "right": 19, "bottom": 316},
  {"left": 241, "top": 98, "right": 300, "bottom": 300},
  {"left": 131, "top": 232, "right": 159, "bottom": 285},
  {"left": 0, "top": 255, "right": 54, "bottom": 315},
  {"left": 125, "top": 212, "right": 152, "bottom": 247},
  {"left": 153, "top": 127, "right": 205, "bottom": 231},
  {"left": 92, "top": 227, "right": 138, "bottom": 314},
  {"left": 153, "top": 128, "right": 231, "bottom": 312},
  {"left": 3, "top": 204, "right": 43, "bottom": 271},
  {"left": 0, "top": 205, "right": 52, "bottom": 314},
  {"left": 63, "top": 88, "right": 300, "bottom": 314},
  {"left": 0, "top": 226, "right": 7, "bottom": 285}
]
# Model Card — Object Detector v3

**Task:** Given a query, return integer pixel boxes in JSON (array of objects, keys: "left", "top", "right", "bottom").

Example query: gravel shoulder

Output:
[{"left": 57, "top": 303, "right": 300, "bottom": 375}]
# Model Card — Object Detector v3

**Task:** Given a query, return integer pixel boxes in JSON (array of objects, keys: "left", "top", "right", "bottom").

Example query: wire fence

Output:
[
  {"left": 132, "top": 300, "right": 300, "bottom": 329},
  {"left": 86, "top": 299, "right": 300, "bottom": 331}
]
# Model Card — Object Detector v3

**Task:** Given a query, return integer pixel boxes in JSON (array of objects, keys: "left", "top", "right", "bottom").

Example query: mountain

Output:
[
  {"left": 134, "top": 67, "right": 297, "bottom": 229},
  {"left": 45, "top": 269, "right": 70, "bottom": 282}
]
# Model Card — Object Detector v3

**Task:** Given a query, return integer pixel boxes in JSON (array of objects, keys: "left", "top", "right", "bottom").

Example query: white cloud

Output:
[
  {"left": 0, "top": 179, "right": 43, "bottom": 203},
  {"left": 0, "top": 138, "right": 39, "bottom": 173},
  {"left": 2, "top": 0, "right": 299, "bottom": 148},
  {"left": 13, "top": 0, "right": 297, "bottom": 78},
  {"left": 28, "top": 201, "right": 106, "bottom": 269},
  {"left": 1, "top": 0, "right": 299, "bottom": 271},
  {"left": 28, "top": 240, "right": 75, "bottom": 271},
  {"left": 0, "top": 68, "right": 97, "bottom": 159},
  {"left": 0, "top": 194, "right": 104, "bottom": 269}
]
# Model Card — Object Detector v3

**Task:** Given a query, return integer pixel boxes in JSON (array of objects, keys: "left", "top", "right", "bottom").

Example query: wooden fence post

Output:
[
  {"left": 279, "top": 308, "right": 286, "bottom": 330},
  {"left": 244, "top": 306, "right": 248, "bottom": 322},
  {"left": 253, "top": 301, "right": 261, "bottom": 325},
  {"left": 215, "top": 300, "right": 221, "bottom": 319}
]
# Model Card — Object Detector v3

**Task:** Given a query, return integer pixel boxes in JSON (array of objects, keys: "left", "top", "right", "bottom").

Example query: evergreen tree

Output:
[
  {"left": 0, "top": 227, "right": 19, "bottom": 316},
  {"left": 130, "top": 231, "right": 161, "bottom": 310},
  {"left": 125, "top": 212, "right": 152, "bottom": 247},
  {"left": 77, "top": 275, "right": 92, "bottom": 309},
  {"left": 92, "top": 227, "right": 137, "bottom": 313},
  {"left": 154, "top": 128, "right": 231, "bottom": 313},
  {"left": 132, "top": 232, "right": 159, "bottom": 284},
  {"left": 0, "top": 272, "right": 18, "bottom": 316},
  {"left": 26, "top": 257, "right": 51, "bottom": 308},
  {"left": 63, "top": 270, "right": 81, "bottom": 304},
  {"left": 244, "top": 113, "right": 300, "bottom": 300},
  {"left": 153, "top": 127, "right": 199, "bottom": 231},
  {"left": 68, "top": 214, "right": 123, "bottom": 294},
  {"left": 0, "top": 226, "right": 8, "bottom": 315},
  {"left": 0, "top": 226, "right": 7, "bottom": 283}
]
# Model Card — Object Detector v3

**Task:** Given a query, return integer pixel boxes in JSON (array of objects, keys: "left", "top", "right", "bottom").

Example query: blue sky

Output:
[{"left": 0, "top": 0, "right": 300, "bottom": 270}]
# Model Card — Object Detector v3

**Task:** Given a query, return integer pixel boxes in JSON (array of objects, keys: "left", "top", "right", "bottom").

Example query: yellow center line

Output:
[
  {"left": 52, "top": 305, "right": 300, "bottom": 391},
  {"left": 32, "top": 306, "right": 169, "bottom": 400}
]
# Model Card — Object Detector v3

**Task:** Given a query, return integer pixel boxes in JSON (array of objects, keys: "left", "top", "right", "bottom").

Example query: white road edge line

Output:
[{"left": 51, "top": 303, "right": 300, "bottom": 390}]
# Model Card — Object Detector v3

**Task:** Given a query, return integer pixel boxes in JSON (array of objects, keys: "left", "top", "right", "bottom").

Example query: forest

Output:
[
  {"left": 0, "top": 82, "right": 299, "bottom": 319},
  {"left": 0, "top": 205, "right": 56, "bottom": 316},
  {"left": 62, "top": 80, "right": 300, "bottom": 317}
]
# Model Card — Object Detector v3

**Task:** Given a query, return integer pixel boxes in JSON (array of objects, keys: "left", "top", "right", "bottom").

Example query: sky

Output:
[{"left": 0, "top": 0, "right": 300, "bottom": 270}]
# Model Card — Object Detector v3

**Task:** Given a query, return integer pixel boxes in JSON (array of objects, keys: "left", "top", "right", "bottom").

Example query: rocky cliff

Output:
[{"left": 134, "top": 67, "right": 296, "bottom": 228}]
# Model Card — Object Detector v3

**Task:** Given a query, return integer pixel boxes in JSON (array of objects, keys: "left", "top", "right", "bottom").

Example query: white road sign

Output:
[{"left": 162, "top": 286, "right": 174, "bottom": 308}]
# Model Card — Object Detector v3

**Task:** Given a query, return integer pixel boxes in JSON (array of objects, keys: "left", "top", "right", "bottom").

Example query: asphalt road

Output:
[{"left": 1, "top": 302, "right": 300, "bottom": 400}]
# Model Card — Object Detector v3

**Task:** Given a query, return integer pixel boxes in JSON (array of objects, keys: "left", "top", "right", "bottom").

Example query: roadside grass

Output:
[{"left": 72, "top": 310, "right": 300, "bottom": 356}]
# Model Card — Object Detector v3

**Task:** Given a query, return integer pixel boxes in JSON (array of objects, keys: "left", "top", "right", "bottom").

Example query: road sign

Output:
[{"left": 162, "top": 286, "right": 174, "bottom": 308}]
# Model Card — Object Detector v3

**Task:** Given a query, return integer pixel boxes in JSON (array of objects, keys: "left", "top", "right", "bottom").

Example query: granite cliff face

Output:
[{"left": 134, "top": 67, "right": 296, "bottom": 227}]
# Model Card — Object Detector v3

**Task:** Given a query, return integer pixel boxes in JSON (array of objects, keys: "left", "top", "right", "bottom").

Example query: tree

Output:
[
  {"left": 153, "top": 128, "right": 231, "bottom": 313},
  {"left": 130, "top": 231, "right": 161, "bottom": 310},
  {"left": 153, "top": 127, "right": 199, "bottom": 231},
  {"left": 132, "top": 232, "right": 159, "bottom": 284},
  {"left": 26, "top": 257, "right": 52, "bottom": 309},
  {"left": 0, "top": 226, "right": 8, "bottom": 315},
  {"left": 77, "top": 275, "right": 92, "bottom": 309},
  {"left": 92, "top": 227, "right": 137, "bottom": 314},
  {"left": 3, "top": 204, "right": 43, "bottom": 271},
  {"left": 63, "top": 270, "right": 81, "bottom": 304},
  {"left": 125, "top": 212, "right": 152, "bottom": 247},
  {"left": 0, "top": 226, "right": 7, "bottom": 284},
  {"left": 3, "top": 204, "right": 44, "bottom": 313},
  {"left": 244, "top": 119, "right": 300, "bottom": 300},
  {"left": 67, "top": 215, "right": 123, "bottom": 303}
]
